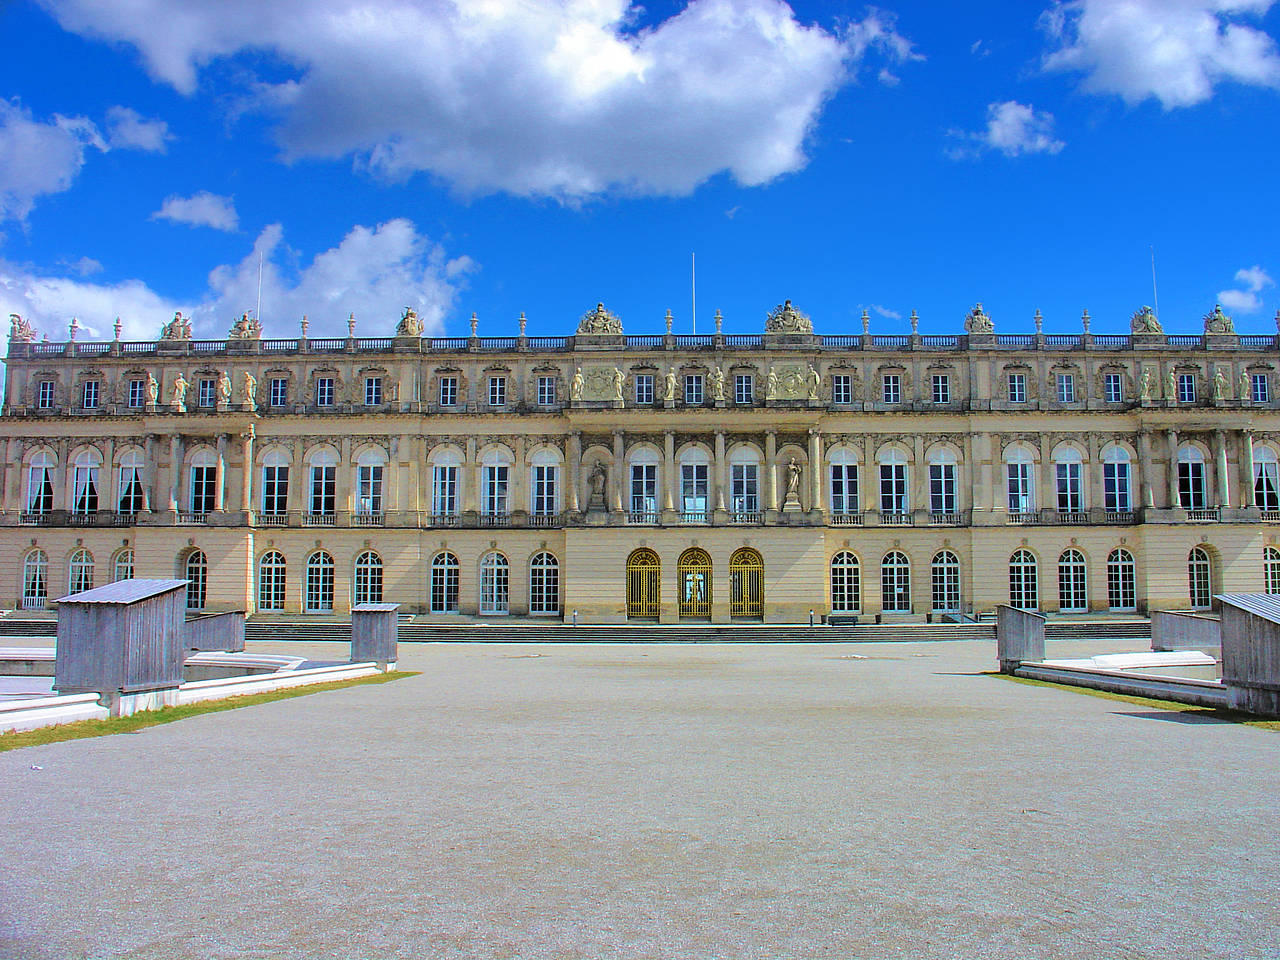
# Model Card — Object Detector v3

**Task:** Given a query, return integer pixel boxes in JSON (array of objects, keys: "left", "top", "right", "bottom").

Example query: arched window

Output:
[
  {"left": 931, "top": 551, "right": 960, "bottom": 613},
  {"left": 1106, "top": 549, "right": 1136, "bottom": 611},
  {"left": 1004, "top": 446, "right": 1035, "bottom": 515},
  {"left": 677, "top": 548, "right": 712, "bottom": 619},
  {"left": 184, "top": 550, "right": 207, "bottom": 610},
  {"left": 1188, "top": 547, "right": 1212, "bottom": 610},
  {"left": 1057, "top": 549, "right": 1087, "bottom": 612},
  {"left": 1267, "top": 547, "right": 1280, "bottom": 596},
  {"left": 26, "top": 450, "right": 55, "bottom": 515},
  {"left": 881, "top": 551, "right": 911, "bottom": 612},
  {"left": 21, "top": 550, "right": 48, "bottom": 609},
  {"left": 430, "top": 552, "right": 459, "bottom": 613},
  {"left": 71, "top": 450, "right": 101, "bottom": 516},
  {"left": 117, "top": 449, "right": 146, "bottom": 515},
  {"left": 479, "top": 552, "right": 509, "bottom": 615},
  {"left": 626, "top": 548, "right": 661, "bottom": 620},
  {"left": 355, "top": 449, "right": 387, "bottom": 519},
  {"left": 1101, "top": 445, "right": 1132, "bottom": 513},
  {"left": 68, "top": 548, "right": 94, "bottom": 595},
  {"left": 1009, "top": 550, "right": 1038, "bottom": 611},
  {"left": 1255, "top": 446, "right": 1280, "bottom": 511},
  {"left": 529, "top": 552, "right": 560, "bottom": 615},
  {"left": 353, "top": 550, "right": 383, "bottom": 605},
  {"left": 258, "top": 551, "right": 287, "bottom": 610},
  {"left": 1177, "top": 447, "right": 1207, "bottom": 510},
  {"left": 305, "top": 551, "right": 334, "bottom": 612},
  {"left": 1053, "top": 446, "right": 1084, "bottom": 514},
  {"left": 830, "top": 552, "right": 861, "bottom": 614},
  {"left": 729, "top": 547, "right": 764, "bottom": 619},
  {"left": 113, "top": 548, "right": 134, "bottom": 582}
]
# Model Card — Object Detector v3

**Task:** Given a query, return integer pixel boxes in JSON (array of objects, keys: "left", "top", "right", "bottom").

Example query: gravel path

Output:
[{"left": 1, "top": 639, "right": 1277, "bottom": 960}]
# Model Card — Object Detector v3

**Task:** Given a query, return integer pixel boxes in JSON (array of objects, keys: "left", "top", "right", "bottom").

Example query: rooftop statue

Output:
[
  {"left": 1204, "top": 304, "right": 1235, "bottom": 335},
  {"left": 160, "top": 311, "right": 193, "bottom": 341},
  {"left": 1131, "top": 305, "right": 1163, "bottom": 334},
  {"left": 397, "top": 306, "right": 424, "bottom": 338},
  {"left": 228, "top": 312, "right": 262, "bottom": 340},
  {"left": 8, "top": 314, "right": 35, "bottom": 343},
  {"left": 765, "top": 299, "right": 812, "bottom": 334},
  {"left": 963, "top": 303, "right": 994, "bottom": 334},
  {"left": 578, "top": 302, "right": 623, "bottom": 335}
]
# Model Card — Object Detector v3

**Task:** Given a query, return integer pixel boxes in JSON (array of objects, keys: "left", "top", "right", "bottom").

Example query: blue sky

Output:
[{"left": 1, "top": 0, "right": 1278, "bottom": 341}]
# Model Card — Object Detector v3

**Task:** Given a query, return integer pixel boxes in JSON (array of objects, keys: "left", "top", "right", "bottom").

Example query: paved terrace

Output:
[{"left": 1, "top": 639, "right": 1277, "bottom": 960}]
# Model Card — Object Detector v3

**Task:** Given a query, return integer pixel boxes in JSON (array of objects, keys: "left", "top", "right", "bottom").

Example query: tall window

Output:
[
  {"left": 881, "top": 374, "right": 901, "bottom": 404},
  {"left": 1266, "top": 547, "right": 1280, "bottom": 595},
  {"left": 1102, "top": 445, "right": 1132, "bottom": 512},
  {"left": 113, "top": 548, "right": 134, "bottom": 582},
  {"left": 431, "top": 458, "right": 459, "bottom": 517},
  {"left": 879, "top": 450, "right": 908, "bottom": 515},
  {"left": 22, "top": 550, "right": 48, "bottom": 609},
  {"left": 37, "top": 379, "right": 56, "bottom": 409},
  {"left": 356, "top": 451, "right": 385, "bottom": 516},
  {"left": 830, "top": 552, "right": 860, "bottom": 613},
  {"left": 537, "top": 375, "right": 557, "bottom": 406},
  {"left": 197, "top": 378, "right": 216, "bottom": 407},
  {"left": 1254, "top": 446, "right": 1280, "bottom": 510},
  {"left": 258, "top": 551, "right": 287, "bottom": 610},
  {"left": 309, "top": 449, "right": 337, "bottom": 516},
  {"left": 630, "top": 461, "right": 658, "bottom": 517},
  {"left": 734, "top": 374, "right": 754, "bottom": 405},
  {"left": 1177, "top": 372, "right": 1197, "bottom": 403},
  {"left": 316, "top": 376, "right": 335, "bottom": 407},
  {"left": 1107, "top": 549, "right": 1136, "bottom": 611},
  {"left": 1009, "top": 550, "right": 1038, "bottom": 611},
  {"left": 684, "top": 374, "right": 703, "bottom": 406},
  {"left": 71, "top": 451, "right": 100, "bottom": 515},
  {"left": 1104, "top": 372, "right": 1123, "bottom": 403},
  {"left": 364, "top": 376, "right": 383, "bottom": 406},
  {"left": 1006, "top": 449, "right": 1034, "bottom": 514},
  {"left": 531, "top": 455, "right": 558, "bottom": 516},
  {"left": 1007, "top": 372, "right": 1026, "bottom": 403},
  {"left": 439, "top": 376, "right": 458, "bottom": 406},
  {"left": 68, "top": 549, "right": 94, "bottom": 595},
  {"left": 829, "top": 451, "right": 859, "bottom": 515},
  {"left": 479, "top": 552, "right": 509, "bottom": 615},
  {"left": 1252, "top": 372, "right": 1270, "bottom": 403},
  {"left": 730, "top": 461, "right": 759, "bottom": 515},
  {"left": 881, "top": 552, "right": 911, "bottom": 612},
  {"left": 1177, "top": 447, "right": 1206, "bottom": 510},
  {"left": 269, "top": 377, "right": 288, "bottom": 407},
  {"left": 931, "top": 374, "right": 950, "bottom": 404},
  {"left": 1055, "top": 449, "right": 1083, "bottom": 513},
  {"left": 118, "top": 450, "right": 145, "bottom": 514},
  {"left": 261, "top": 450, "right": 290, "bottom": 516},
  {"left": 488, "top": 375, "right": 506, "bottom": 406},
  {"left": 681, "top": 459, "right": 709, "bottom": 517},
  {"left": 82, "top": 379, "right": 99, "bottom": 409},
  {"left": 431, "top": 552, "right": 460, "bottom": 613},
  {"left": 185, "top": 550, "right": 207, "bottom": 610},
  {"left": 928, "top": 452, "right": 956, "bottom": 515},
  {"left": 1188, "top": 547, "right": 1212, "bottom": 610},
  {"left": 482, "top": 461, "right": 509, "bottom": 516},
  {"left": 353, "top": 551, "right": 383, "bottom": 605},
  {"left": 529, "top": 552, "right": 560, "bottom": 614},
  {"left": 127, "top": 378, "right": 146, "bottom": 408},
  {"left": 634, "top": 374, "right": 654, "bottom": 405},
  {"left": 305, "top": 551, "right": 334, "bottom": 612},
  {"left": 832, "top": 374, "right": 852, "bottom": 405},
  {"left": 26, "top": 451, "right": 54, "bottom": 514},
  {"left": 1056, "top": 373, "right": 1075, "bottom": 403},
  {"left": 189, "top": 450, "right": 217, "bottom": 515},
  {"left": 1058, "top": 549, "right": 1088, "bottom": 612},
  {"left": 931, "top": 551, "right": 960, "bottom": 613}
]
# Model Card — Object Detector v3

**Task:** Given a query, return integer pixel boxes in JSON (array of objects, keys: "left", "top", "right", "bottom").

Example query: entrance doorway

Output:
[
  {"left": 729, "top": 548, "right": 763, "bottom": 619},
  {"left": 678, "top": 548, "right": 712, "bottom": 620},
  {"left": 626, "top": 548, "right": 661, "bottom": 620}
]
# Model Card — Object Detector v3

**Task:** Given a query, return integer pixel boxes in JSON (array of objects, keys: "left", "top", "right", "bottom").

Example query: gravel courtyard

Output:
[{"left": 1, "top": 639, "right": 1277, "bottom": 960}]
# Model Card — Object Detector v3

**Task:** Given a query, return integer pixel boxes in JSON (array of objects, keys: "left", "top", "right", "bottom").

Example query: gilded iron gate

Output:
[
  {"left": 626, "top": 548, "right": 661, "bottom": 620},
  {"left": 678, "top": 548, "right": 712, "bottom": 620},
  {"left": 729, "top": 548, "right": 764, "bottom": 619}
]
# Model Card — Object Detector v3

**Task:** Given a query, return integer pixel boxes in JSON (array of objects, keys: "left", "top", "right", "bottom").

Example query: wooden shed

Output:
[{"left": 1216, "top": 593, "right": 1280, "bottom": 717}]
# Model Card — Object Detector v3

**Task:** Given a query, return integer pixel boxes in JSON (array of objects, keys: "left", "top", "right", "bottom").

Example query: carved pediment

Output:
[
  {"left": 577, "top": 303, "right": 622, "bottom": 335},
  {"left": 765, "top": 300, "right": 812, "bottom": 334}
]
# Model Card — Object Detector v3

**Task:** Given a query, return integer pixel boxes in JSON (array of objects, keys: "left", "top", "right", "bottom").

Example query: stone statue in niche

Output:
[
  {"left": 146, "top": 373, "right": 159, "bottom": 405},
  {"left": 588, "top": 461, "right": 608, "bottom": 510},
  {"left": 171, "top": 374, "right": 189, "bottom": 412},
  {"left": 766, "top": 368, "right": 779, "bottom": 401},
  {"left": 570, "top": 367, "right": 584, "bottom": 401},
  {"left": 1166, "top": 369, "right": 1177, "bottom": 402},
  {"left": 242, "top": 371, "right": 257, "bottom": 408},
  {"left": 612, "top": 367, "right": 625, "bottom": 403},
  {"left": 1138, "top": 369, "right": 1151, "bottom": 401},
  {"left": 216, "top": 371, "right": 232, "bottom": 405},
  {"left": 807, "top": 364, "right": 821, "bottom": 401},
  {"left": 1241, "top": 370, "right": 1253, "bottom": 403},
  {"left": 1213, "top": 368, "right": 1228, "bottom": 401},
  {"left": 711, "top": 366, "right": 725, "bottom": 402},
  {"left": 665, "top": 366, "right": 678, "bottom": 402}
]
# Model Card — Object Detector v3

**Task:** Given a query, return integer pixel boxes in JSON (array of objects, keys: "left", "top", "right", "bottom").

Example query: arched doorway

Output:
[
  {"left": 729, "top": 548, "right": 763, "bottom": 619},
  {"left": 626, "top": 548, "right": 661, "bottom": 621},
  {"left": 678, "top": 548, "right": 712, "bottom": 620}
]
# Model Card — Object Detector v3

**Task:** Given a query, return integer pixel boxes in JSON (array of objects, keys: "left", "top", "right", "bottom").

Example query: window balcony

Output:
[
  {"left": 1006, "top": 510, "right": 1037, "bottom": 525},
  {"left": 1105, "top": 511, "right": 1135, "bottom": 524},
  {"left": 19, "top": 512, "right": 51, "bottom": 526},
  {"left": 829, "top": 511, "right": 863, "bottom": 526},
  {"left": 428, "top": 512, "right": 460, "bottom": 527},
  {"left": 178, "top": 512, "right": 208, "bottom": 525},
  {"left": 1261, "top": 510, "right": 1280, "bottom": 522},
  {"left": 880, "top": 511, "right": 913, "bottom": 526},
  {"left": 258, "top": 512, "right": 288, "bottom": 527},
  {"left": 929, "top": 512, "right": 961, "bottom": 526},
  {"left": 729, "top": 511, "right": 762, "bottom": 525},
  {"left": 1056, "top": 510, "right": 1089, "bottom": 524},
  {"left": 110, "top": 511, "right": 138, "bottom": 527},
  {"left": 679, "top": 511, "right": 710, "bottom": 525},
  {"left": 627, "top": 511, "right": 659, "bottom": 525},
  {"left": 479, "top": 513, "right": 510, "bottom": 528},
  {"left": 1186, "top": 508, "right": 1220, "bottom": 522},
  {"left": 303, "top": 512, "right": 335, "bottom": 526},
  {"left": 530, "top": 513, "right": 560, "bottom": 528},
  {"left": 353, "top": 512, "right": 384, "bottom": 527},
  {"left": 68, "top": 512, "right": 97, "bottom": 526}
]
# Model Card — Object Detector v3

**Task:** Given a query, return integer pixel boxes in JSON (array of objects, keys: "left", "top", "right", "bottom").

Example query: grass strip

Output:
[
  {"left": 0, "top": 670, "right": 419, "bottom": 753},
  {"left": 989, "top": 672, "right": 1280, "bottom": 731}
]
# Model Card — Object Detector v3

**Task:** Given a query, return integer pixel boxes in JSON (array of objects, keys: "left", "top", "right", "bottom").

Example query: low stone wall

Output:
[{"left": 1015, "top": 662, "right": 1228, "bottom": 709}]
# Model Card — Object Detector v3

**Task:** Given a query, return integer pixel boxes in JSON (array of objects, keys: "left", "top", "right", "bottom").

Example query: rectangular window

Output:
[
  {"left": 1252, "top": 372, "right": 1270, "bottom": 403},
  {"left": 879, "top": 463, "right": 907, "bottom": 514},
  {"left": 27, "top": 464, "right": 53, "bottom": 514},
  {"left": 432, "top": 465, "right": 458, "bottom": 516},
  {"left": 364, "top": 376, "right": 382, "bottom": 406},
  {"left": 190, "top": 465, "right": 216, "bottom": 514},
  {"left": 270, "top": 377, "right": 288, "bottom": 407},
  {"left": 681, "top": 463, "right": 709, "bottom": 516},
  {"left": 929, "top": 463, "right": 955, "bottom": 514},
  {"left": 309, "top": 465, "right": 335, "bottom": 515},
  {"left": 1056, "top": 462, "right": 1083, "bottom": 512},
  {"left": 730, "top": 464, "right": 758, "bottom": 514},
  {"left": 1007, "top": 462, "right": 1033, "bottom": 513},
  {"left": 634, "top": 374, "right": 654, "bottom": 405},
  {"left": 262, "top": 465, "right": 289, "bottom": 515},
  {"left": 37, "top": 380, "right": 55, "bottom": 409},
  {"left": 931, "top": 374, "right": 950, "bottom": 405},
  {"left": 128, "top": 379, "right": 146, "bottom": 408},
  {"left": 1056, "top": 373, "right": 1075, "bottom": 403},
  {"left": 118, "top": 465, "right": 144, "bottom": 514},
  {"left": 1008, "top": 373, "right": 1026, "bottom": 403},
  {"left": 316, "top": 377, "right": 334, "bottom": 407},
  {"left": 684, "top": 374, "right": 703, "bottom": 406},
  {"left": 881, "top": 374, "right": 901, "bottom": 404},
  {"left": 1103, "top": 462, "right": 1131, "bottom": 512},
  {"left": 82, "top": 380, "right": 99, "bottom": 409},
  {"left": 483, "top": 465, "right": 508, "bottom": 515},
  {"left": 488, "top": 376, "right": 506, "bottom": 406},
  {"left": 439, "top": 376, "right": 458, "bottom": 406},
  {"left": 1178, "top": 373, "right": 1196, "bottom": 403},
  {"left": 833, "top": 374, "right": 852, "bottom": 405},
  {"left": 630, "top": 464, "right": 658, "bottom": 516},
  {"left": 537, "top": 376, "right": 556, "bottom": 406},
  {"left": 1177, "top": 460, "right": 1205, "bottom": 509},
  {"left": 1104, "top": 373, "right": 1123, "bottom": 403},
  {"left": 830, "top": 464, "right": 859, "bottom": 514},
  {"left": 532, "top": 465, "right": 557, "bottom": 515},
  {"left": 356, "top": 465, "right": 383, "bottom": 515},
  {"left": 734, "top": 374, "right": 754, "bottom": 405},
  {"left": 198, "top": 378, "right": 216, "bottom": 408},
  {"left": 72, "top": 464, "right": 99, "bottom": 515}
]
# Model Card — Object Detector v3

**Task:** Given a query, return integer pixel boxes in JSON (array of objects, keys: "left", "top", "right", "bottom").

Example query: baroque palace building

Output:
[{"left": 3, "top": 299, "right": 1280, "bottom": 623}]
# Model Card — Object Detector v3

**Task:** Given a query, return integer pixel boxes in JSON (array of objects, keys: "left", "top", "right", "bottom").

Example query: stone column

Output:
[
  {"left": 1242, "top": 429, "right": 1256, "bottom": 508},
  {"left": 764, "top": 430, "right": 778, "bottom": 514},
  {"left": 1166, "top": 429, "right": 1179, "bottom": 508},
  {"left": 912, "top": 432, "right": 926, "bottom": 516},
  {"left": 1215, "top": 429, "right": 1230, "bottom": 508},
  {"left": 975, "top": 434, "right": 991, "bottom": 513},
  {"left": 337, "top": 435, "right": 353, "bottom": 514},
  {"left": 215, "top": 434, "right": 228, "bottom": 512},
  {"left": 240, "top": 427, "right": 255, "bottom": 513},
  {"left": 511, "top": 434, "right": 527, "bottom": 516},
  {"left": 1037, "top": 433, "right": 1052, "bottom": 514},
  {"left": 808, "top": 428, "right": 823, "bottom": 518},
  {"left": 714, "top": 431, "right": 727, "bottom": 515},
  {"left": 663, "top": 431, "right": 676, "bottom": 514},
  {"left": 385, "top": 436, "right": 399, "bottom": 514},
  {"left": 566, "top": 432, "right": 581, "bottom": 513},
  {"left": 611, "top": 431, "right": 624, "bottom": 513},
  {"left": 142, "top": 435, "right": 155, "bottom": 512},
  {"left": 168, "top": 434, "right": 183, "bottom": 512},
  {"left": 1137, "top": 431, "right": 1154, "bottom": 508},
  {"left": 2, "top": 438, "right": 19, "bottom": 512},
  {"left": 462, "top": 436, "right": 478, "bottom": 514}
]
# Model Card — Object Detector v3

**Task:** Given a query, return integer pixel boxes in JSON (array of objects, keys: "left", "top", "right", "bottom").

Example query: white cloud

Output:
[
  {"left": 870, "top": 304, "right": 901, "bottom": 320},
  {"left": 40, "top": 0, "right": 920, "bottom": 199},
  {"left": 0, "top": 218, "right": 471, "bottom": 340},
  {"left": 0, "top": 99, "right": 105, "bottom": 221},
  {"left": 947, "top": 101, "right": 1065, "bottom": 159},
  {"left": 152, "top": 191, "right": 239, "bottom": 231},
  {"left": 1042, "top": 0, "right": 1280, "bottom": 108},
  {"left": 104, "top": 105, "right": 172, "bottom": 152},
  {"left": 1217, "top": 263, "right": 1274, "bottom": 312}
]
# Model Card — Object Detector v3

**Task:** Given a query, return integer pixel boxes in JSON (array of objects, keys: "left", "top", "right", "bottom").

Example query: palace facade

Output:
[{"left": 3, "top": 300, "right": 1279, "bottom": 623}]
